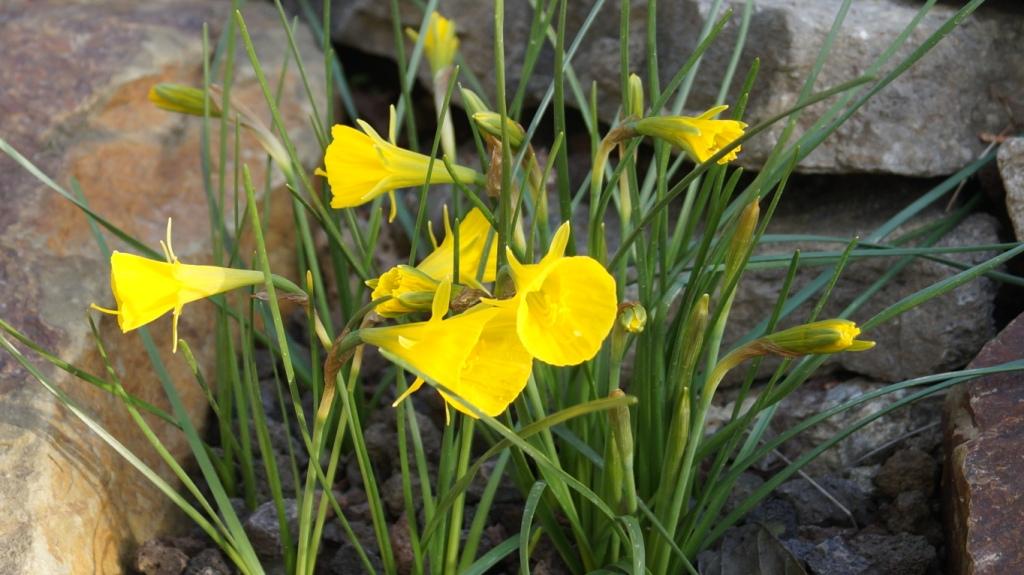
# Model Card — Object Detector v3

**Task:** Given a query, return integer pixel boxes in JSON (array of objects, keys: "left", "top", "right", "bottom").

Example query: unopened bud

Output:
[
  {"left": 757, "top": 319, "right": 875, "bottom": 357},
  {"left": 148, "top": 84, "right": 219, "bottom": 117},
  {"left": 626, "top": 73, "right": 644, "bottom": 118},
  {"left": 459, "top": 87, "right": 490, "bottom": 116},
  {"left": 608, "top": 389, "right": 637, "bottom": 514},
  {"left": 618, "top": 301, "right": 647, "bottom": 334},
  {"left": 473, "top": 112, "right": 525, "bottom": 149},
  {"left": 724, "top": 198, "right": 760, "bottom": 283}
]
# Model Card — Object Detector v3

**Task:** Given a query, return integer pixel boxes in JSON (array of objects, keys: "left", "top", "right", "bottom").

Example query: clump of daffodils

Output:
[{"left": 98, "top": 11, "right": 869, "bottom": 430}]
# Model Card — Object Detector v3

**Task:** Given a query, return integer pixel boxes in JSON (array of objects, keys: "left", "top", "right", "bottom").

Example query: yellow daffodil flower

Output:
[
  {"left": 317, "top": 120, "right": 480, "bottom": 210},
  {"left": 360, "top": 282, "right": 532, "bottom": 418},
  {"left": 366, "top": 265, "right": 441, "bottom": 318},
  {"left": 406, "top": 12, "right": 459, "bottom": 76},
  {"left": 490, "top": 222, "right": 618, "bottom": 366},
  {"left": 91, "top": 220, "right": 263, "bottom": 352},
  {"left": 760, "top": 319, "right": 876, "bottom": 357},
  {"left": 417, "top": 206, "right": 498, "bottom": 285},
  {"left": 366, "top": 207, "right": 498, "bottom": 317},
  {"left": 633, "top": 105, "right": 747, "bottom": 165}
]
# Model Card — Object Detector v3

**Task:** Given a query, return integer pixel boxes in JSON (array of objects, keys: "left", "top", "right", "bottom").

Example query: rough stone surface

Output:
[
  {"left": 849, "top": 532, "right": 936, "bottom": 575},
  {"left": 243, "top": 499, "right": 300, "bottom": 558},
  {"left": 726, "top": 177, "right": 1000, "bottom": 384},
  {"left": 874, "top": 448, "right": 937, "bottom": 498},
  {"left": 777, "top": 476, "right": 871, "bottom": 527},
  {"left": 328, "top": 0, "right": 1023, "bottom": 177},
  {"left": 133, "top": 539, "right": 189, "bottom": 575},
  {"left": 0, "top": 2, "right": 323, "bottom": 573},
  {"left": 997, "top": 137, "right": 1024, "bottom": 241},
  {"left": 184, "top": 549, "right": 232, "bottom": 575},
  {"left": 944, "top": 312, "right": 1024, "bottom": 575},
  {"left": 772, "top": 377, "right": 940, "bottom": 475},
  {"left": 803, "top": 536, "right": 871, "bottom": 575}
]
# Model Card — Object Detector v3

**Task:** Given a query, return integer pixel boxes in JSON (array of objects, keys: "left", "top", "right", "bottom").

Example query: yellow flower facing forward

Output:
[
  {"left": 492, "top": 222, "right": 618, "bottom": 366},
  {"left": 633, "top": 105, "right": 747, "bottom": 165},
  {"left": 366, "top": 207, "right": 499, "bottom": 317},
  {"left": 760, "top": 319, "right": 876, "bottom": 357},
  {"left": 406, "top": 12, "right": 459, "bottom": 76},
  {"left": 359, "top": 282, "right": 533, "bottom": 418},
  {"left": 317, "top": 120, "right": 481, "bottom": 210},
  {"left": 91, "top": 220, "right": 264, "bottom": 352}
]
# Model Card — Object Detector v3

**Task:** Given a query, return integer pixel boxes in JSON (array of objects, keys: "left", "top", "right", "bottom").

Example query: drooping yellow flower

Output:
[
  {"left": 633, "top": 105, "right": 747, "bottom": 165},
  {"left": 759, "top": 319, "right": 876, "bottom": 357},
  {"left": 417, "top": 206, "right": 498, "bottom": 285},
  {"left": 491, "top": 222, "right": 618, "bottom": 366},
  {"left": 91, "top": 220, "right": 264, "bottom": 352},
  {"left": 406, "top": 12, "right": 459, "bottom": 76},
  {"left": 359, "top": 282, "right": 532, "bottom": 418},
  {"left": 317, "top": 120, "right": 481, "bottom": 210},
  {"left": 366, "top": 207, "right": 498, "bottom": 317}
]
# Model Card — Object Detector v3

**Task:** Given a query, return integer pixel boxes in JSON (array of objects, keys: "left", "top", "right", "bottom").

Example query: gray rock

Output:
[
  {"left": 874, "top": 448, "right": 937, "bottom": 498},
  {"left": 324, "top": 543, "right": 382, "bottom": 575},
  {"left": 673, "top": 0, "right": 1023, "bottom": 177},
  {"left": 185, "top": 549, "right": 232, "bottom": 575},
  {"left": 746, "top": 497, "right": 799, "bottom": 539},
  {"left": 723, "top": 472, "right": 766, "bottom": 516},
  {"left": 845, "top": 465, "right": 880, "bottom": 497},
  {"left": 998, "top": 137, "right": 1024, "bottom": 241},
  {"left": 700, "top": 524, "right": 808, "bottom": 575},
  {"left": 777, "top": 476, "right": 871, "bottom": 527},
  {"left": 726, "top": 177, "right": 1000, "bottom": 384},
  {"left": 243, "top": 499, "right": 299, "bottom": 558},
  {"left": 849, "top": 532, "right": 936, "bottom": 575},
  {"left": 804, "top": 536, "right": 871, "bottom": 575},
  {"left": 328, "top": 0, "right": 1023, "bottom": 177},
  {"left": 134, "top": 539, "right": 189, "bottom": 575},
  {"left": 772, "top": 378, "right": 935, "bottom": 474},
  {"left": 883, "top": 490, "right": 938, "bottom": 541}
]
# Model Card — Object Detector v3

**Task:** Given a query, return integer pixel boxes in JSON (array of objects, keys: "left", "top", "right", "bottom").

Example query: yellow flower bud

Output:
[
  {"left": 633, "top": 105, "right": 747, "bottom": 165},
  {"left": 459, "top": 87, "right": 490, "bottom": 116},
  {"left": 618, "top": 301, "right": 647, "bottom": 334},
  {"left": 472, "top": 112, "right": 526, "bottom": 149},
  {"left": 626, "top": 73, "right": 644, "bottom": 118},
  {"left": 147, "top": 84, "right": 218, "bottom": 117},
  {"left": 759, "top": 319, "right": 876, "bottom": 357},
  {"left": 366, "top": 266, "right": 441, "bottom": 317}
]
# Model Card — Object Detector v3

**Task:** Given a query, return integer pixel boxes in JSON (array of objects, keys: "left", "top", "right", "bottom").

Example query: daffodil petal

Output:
[{"left": 515, "top": 256, "right": 617, "bottom": 366}]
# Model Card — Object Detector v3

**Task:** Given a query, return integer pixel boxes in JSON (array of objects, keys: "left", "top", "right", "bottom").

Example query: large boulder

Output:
[
  {"left": 0, "top": 1, "right": 323, "bottom": 573},
  {"left": 328, "top": 0, "right": 1023, "bottom": 177},
  {"left": 944, "top": 312, "right": 1024, "bottom": 575}
]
